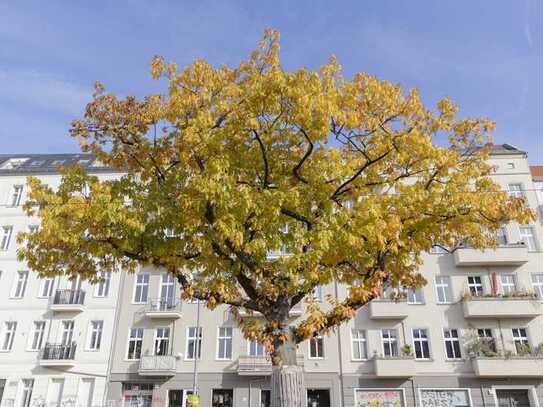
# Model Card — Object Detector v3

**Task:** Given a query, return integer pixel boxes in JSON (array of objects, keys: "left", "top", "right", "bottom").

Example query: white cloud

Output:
[{"left": 0, "top": 69, "right": 91, "bottom": 116}]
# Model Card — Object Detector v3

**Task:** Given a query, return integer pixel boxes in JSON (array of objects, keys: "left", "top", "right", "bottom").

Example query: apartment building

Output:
[
  {"left": 105, "top": 144, "right": 543, "bottom": 407},
  {"left": 0, "top": 155, "right": 122, "bottom": 407},
  {"left": 1, "top": 145, "right": 542, "bottom": 407}
]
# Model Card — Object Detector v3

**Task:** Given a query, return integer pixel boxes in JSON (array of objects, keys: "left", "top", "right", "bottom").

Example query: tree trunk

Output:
[{"left": 271, "top": 329, "right": 305, "bottom": 407}]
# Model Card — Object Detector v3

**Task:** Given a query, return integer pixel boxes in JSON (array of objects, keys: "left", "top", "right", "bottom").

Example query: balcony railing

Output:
[
  {"left": 144, "top": 299, "right": 182, "bottom": 319},
  {"left": 237, "top": 354, "right": 304, "bottom": 376},
  {"left": 453, "top": 243, "right": 528, "bottom": 266},
  {"left": 40, "top": 342, "right": 76, "bottom": 366},
  {"left": 138, "top": 355, "right": 176, "bottom": 376},
  {"left": 372, "top": 356, "right": 416, "bottom": 377},
  {"left": 462, "top": 296, "right": 542, "bottom": 319},
  {"left": 369, "top": 299, "right": 410, "bottom": 320},
  {"left": 52, "top": 289, "right": 85, "bottom": 305},
  {"left": 472, "top": 356, "right": 543, "bottom": 377}
]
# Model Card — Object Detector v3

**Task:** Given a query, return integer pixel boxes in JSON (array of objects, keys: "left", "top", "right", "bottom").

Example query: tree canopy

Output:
[{"left": 18, "top": 29, "right": 532, "bottom": 364}]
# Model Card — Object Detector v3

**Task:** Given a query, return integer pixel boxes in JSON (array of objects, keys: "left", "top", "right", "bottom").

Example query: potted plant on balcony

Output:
[{"left": 400, "top": 344, "right": 412, "bottom": 357}]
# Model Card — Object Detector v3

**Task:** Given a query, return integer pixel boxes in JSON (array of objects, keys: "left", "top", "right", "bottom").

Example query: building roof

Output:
[
  {"left": 487, "top": 143, "right": 526, "bottom": 156},
  {"left": 530, "top": 165, "right": 543, "bottom": 182},
  {"left": 0, "top": 153, "right": 118, "bottom": 175}
]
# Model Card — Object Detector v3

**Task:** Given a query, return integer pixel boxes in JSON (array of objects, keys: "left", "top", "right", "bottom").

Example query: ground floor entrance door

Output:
[
  {"left": 169, "top": 390, "right": 194, "bottom": 407},
  {"left": 307, "top": 389, "right": 330, "bottom": 407},
  {"left": 496, "top": 390, "right": 531, "bottom": 407}
]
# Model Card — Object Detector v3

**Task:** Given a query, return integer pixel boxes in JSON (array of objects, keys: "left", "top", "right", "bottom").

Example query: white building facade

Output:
[{"left": 0, "top": 155, "right": 122, "bottom": 407}]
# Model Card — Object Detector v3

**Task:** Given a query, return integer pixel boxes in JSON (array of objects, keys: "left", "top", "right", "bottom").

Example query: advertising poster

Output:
[{"left": 355, "top": 390, "right": 404, "bottom": 407}]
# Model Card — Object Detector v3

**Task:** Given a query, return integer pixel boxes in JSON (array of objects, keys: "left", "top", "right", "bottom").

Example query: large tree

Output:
[{"left": 19, "top": 29, "right": 531, "bottom": 407}]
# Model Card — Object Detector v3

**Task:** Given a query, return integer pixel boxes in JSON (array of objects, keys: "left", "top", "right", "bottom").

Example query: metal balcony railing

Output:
[
  {"left": 52, "top": 289, "right": 85, "bottom": 305},
  {"left": 40, "top": 342, "right": 76, "bottom": 360},
  {"left": 147, "top": 298, "right": 182, "bottom": 312}
]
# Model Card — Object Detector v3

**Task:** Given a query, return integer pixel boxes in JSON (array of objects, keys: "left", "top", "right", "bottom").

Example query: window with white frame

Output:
[
  {"left": 127, "top": 328, "right": 143, "bottom": 360},
  {"left": 2, "top": 321, "right": 17, "bottom": 351},
  {"left": 496, "top": 226, "right": 508, "bottom": 245},
  {"left": 512, "top": 328, "right": 529, "bottom": 354},
  {"left": 309, "top": 334, "right": 324, "bottom": 359},
  {"left": 88, "top": 321, "right": 103, "bottom": 350},
  {"left": 94, "top": 271, "right": 111, "bottom": 297},
  {"left": 186, "top": 327, "right": 202, "bottom": 360},
  {"left": 133, "top": 274, "right": 149, "bottom": 303},
  {"left": 531, "top": 274, "right": 543, "bottom": 299},
  {"left": 38, "top": 277, "right": 54, "bottom": 298},
  {"left": 443, "top": 328, "right": 462, "bottom": 359},
  {"left": 467, "top": 276, "right": 483, "bottom": 297},
  {"left": 0, "top": 226, "right": 13, "bottom": 251},
  {"left": 12, "top": 270, "right": 29, "bottom": 298},
  {"left": 29, "top": 321, "right": 46, "bottom": 351},
  {"left": 20, "top": 379, "right": 34, "bottom": 407},
  {"left": 248, "top": 340, "right": 266, "bottom": 357},
  {"left": 60, "top": 320, "right": 74, "bottom": 345},
  {"left": 381, "top": 329, "right": 398, "bottom": 357},
  {"left": 407, "top": 287, "right": 424, "bottom": 304},
  {"left": 500, "top": 274, "right": 516, "bottom": 294},
  {"left": 508, "top": 183, "right": 524, "bottom": 198},
  {"left": 154, "top": 327, "right": 170, "bottom": 356},
  {"left": 217, "top": 327, "right": 233, "bottom": 360},
  {"left": 8, "top": 185, "right": 23, "bottom": 207},
  {"left": 412, "top": 328, "right": 430, "bottom": 359},
  {"left": 351, "top": 329, "right": 367, "bottom": 360},
  {"left": 519, "top": 226, "right": 538, "bottom": 251},
  {"left": 159, "top": 273, "right": 175, "bottom": 306},
  {"left": 28, "top": 225, "right": 39, "bottom": 233},
  {"left": 312, "top": 285, "right": 323, "bottom": 302},
  {"left": 435, "top": 276, "right": 452, "bottom": 303}
]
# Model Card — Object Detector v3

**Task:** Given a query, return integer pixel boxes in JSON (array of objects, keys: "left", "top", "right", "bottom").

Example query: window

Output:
[
  {"left": 312, "top": 285, "right": 323, "bottom": 302},
  {"left": 1, "top": 226, "right": 13, "bottom": 250},
  {"left": 381, "top": 329, "right": 398, "bottom": 357},
  {"left": 260, "top": 390, "right": 271, "bottom": 407},
  {"left": 467, "top": 276, "right": 483, "bottom": 297},
  {"left": 154, "top": 327, "right": 170, "bottom": 355},
  {"left": 407, "top": 287, "right": 424, "bottom": 304},
  {"left": 500, "top": 274, "right": 516, "bottom": 294},
  {"left": 28, "top": 225, "right": 39, "bottom": 233},
  {"left": 217, "top": 327, "right": 233, "bottom": 360},
  {"left": 309, "top": 334, "right": 324, "bottom": 359},
  {"left": 477, "top": 329, "right": 496, "bottom": 353},
  {"left": 94, "top": 271, "right": 111, "bottom": 297},
  {"left": 532, "top": 274, "right": 543, "bottom": 299},
  {"left": 38, "top": 277, "right": 54, "bottom": 298},
  {"left": 29, "top": 321, "right": 46, "bottom": 351},
  {"left": 186, "top": 327, "right": 202, "bottom": 360},
  {"left": 2, "top": 322, "right": 17, "bottom": 351},
  {"left": 519, "top": 226, "right": 538, "bottom": 251},
  {"left": 508, "top": 183, "right": 524, "bottom": 198},
  {"left": 248, "top": 340, "right": 265, "bottom": 357},
  {"left": 61, "top": 320, "right": 74, "bottom": 345},
  {"left": 496, "top": 227, "right": 508, "bottom": 245},
  {"left": 127, "top": 328, "right": 143, "bottom": 360},
  {"left": 412, "top": 328, "right": 430, "bottom": 359},
  {"left": 435, "top": 276, "right": 452, "bottom": 303},
  {"left": 133, "top": 274, "right": 149, "bottom": 303},
  {"left": 20, "top": 379, "right": 34, "bottom": 407},
  {"left": 8, "top": 185, "right": 23, "bottom": 207},
  {"left": 88, "top": 321, "right": 103, "bottom": 350},
  {"left": 159, "top": 273, "right": 175, "bottom": 306},
  {"left": 506, "top": 162, "right": 515, "bottom": 169},
  {"left": 443, "top": 328, "right": 462, "bottom": 359},
  {"left": 351, "top": 329, "right": 367, "bottom": 360},
  {"left": 420, "top": 390, "right": 470, "bottom": 407},
  {"left": 12, "top": 271, "right": 29, "bottom": 298},
  {"left": 51, "top": 159, "right": 66, "bottom": 166},
  {"left": 512, "top": 328, "right": 529, "bottom": 354}
]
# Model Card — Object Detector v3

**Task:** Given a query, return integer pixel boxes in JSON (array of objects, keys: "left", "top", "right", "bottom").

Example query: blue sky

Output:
[{"left": 1, "top": 1, "right": 542, "bottom": 163}]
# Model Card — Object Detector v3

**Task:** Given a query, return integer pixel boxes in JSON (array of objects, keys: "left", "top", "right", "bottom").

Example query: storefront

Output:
[
  {"left": 419, "top": 389, "right": 471, "bottom": 407},
  {"left": 354, "top": 389, "right": 405, "bottom": 407}
]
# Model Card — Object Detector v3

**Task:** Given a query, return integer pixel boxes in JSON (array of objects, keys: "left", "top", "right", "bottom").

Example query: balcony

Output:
[
  {"left": 369, "top": 300, "right": 409, "bottom": 320},
  {"left": 39, "top": 343, "right": 76, "bottom": 367},
  {"left": 462, "top": 297, "right": 542, "bottom": 319},
  {"left": 372, "top": 356, "right": 416, "bottom": 377},
  {"left": 50, "top": 289, "right": 85, "bottom": 312},
  {"left": 144, "top": 299, "right": 182, "bottom": 319},
  {"left": 472, "top": 357, "right": 543, "bottom": 377},
  {"left": 238, "top": 304, "right": 303, "bottom": 319},
  {"left": 138, "top": 355, "right": 176, "bottom": 376},
  {"left": 453, "top": 244, "right": 528, "bottom": 266},
  {"left": 237, "top": 354, "right": 304, "bottom": 376}
]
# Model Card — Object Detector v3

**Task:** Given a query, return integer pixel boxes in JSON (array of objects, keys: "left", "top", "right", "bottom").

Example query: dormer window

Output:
[
  {"left": 51, "top": 160, "right": 66, "bottom": 166},
  {"left": 0, "top": 158, "right": 29, "bottom": 169}
]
